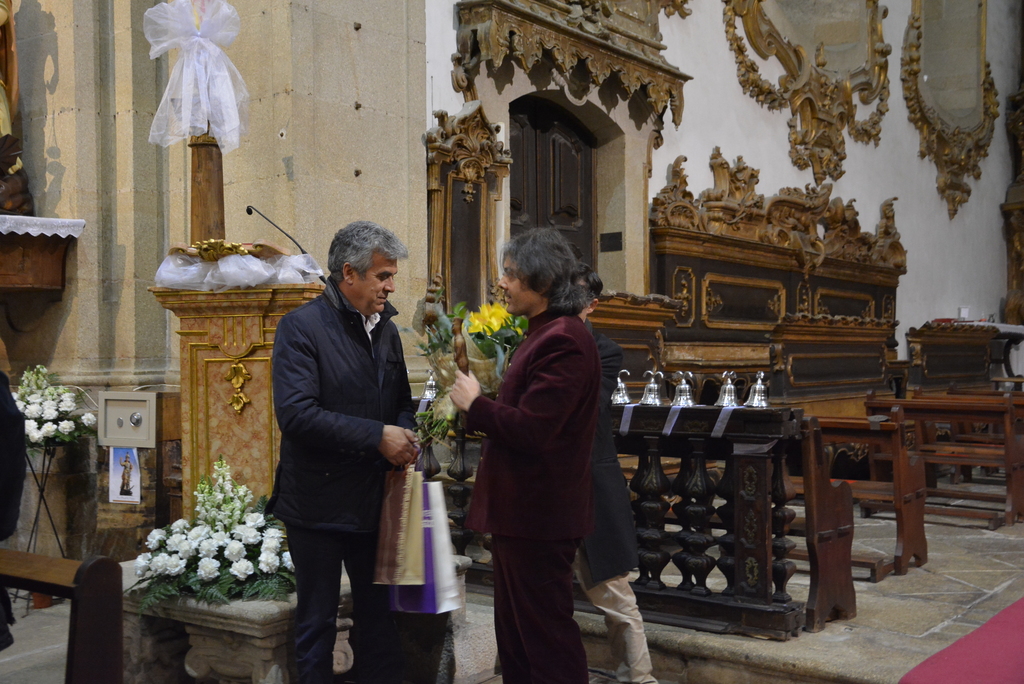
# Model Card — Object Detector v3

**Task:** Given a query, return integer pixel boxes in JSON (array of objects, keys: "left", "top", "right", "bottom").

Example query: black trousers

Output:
[
  {"left": 285, "top": 524, "right": 404, "bottom": 684},
  {"left": 491, "top": 534, "right": 588, "bottom": 684}
]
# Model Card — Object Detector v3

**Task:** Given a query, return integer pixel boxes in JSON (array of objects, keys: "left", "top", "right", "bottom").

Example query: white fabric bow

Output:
[{"left": 144, "top": 0, "right": 249, "bottom": 153}]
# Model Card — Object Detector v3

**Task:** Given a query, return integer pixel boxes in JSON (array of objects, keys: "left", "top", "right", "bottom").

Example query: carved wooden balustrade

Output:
[{"left": 432, "top": 401, "right": 805, "bottom": 640}]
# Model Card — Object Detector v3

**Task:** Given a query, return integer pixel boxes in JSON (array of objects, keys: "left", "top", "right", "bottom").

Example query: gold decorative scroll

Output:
[
  {"left": 649, "top": 150, "right": 906, "bottom": 273},
  {"left": 453, "top": 0, "right": 689, "bottom": 126},
  {"left": 659, "top": 0, "right": 692, "bottom": 18},
  {"left": 901, "top": 5, "right": 999, "bottom": 219},
  {"left": 723, "top": 0, "right": 891, "bottom": 184},
  {"left": 425, "top": 101, "right": 512, "bottom": 303},
  {"left": 225, "top": 361, "right": 252, "bottom": 414}
]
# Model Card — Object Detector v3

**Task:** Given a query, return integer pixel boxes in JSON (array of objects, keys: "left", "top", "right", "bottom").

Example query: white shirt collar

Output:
[{"left": 362, "top": 312, "right": 380, "bottom": 340}]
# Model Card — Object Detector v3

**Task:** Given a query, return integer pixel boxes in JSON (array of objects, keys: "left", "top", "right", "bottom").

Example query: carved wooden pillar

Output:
[
  {"left": 1003, "top": 86, "right": 1024, "bottom": 323},
  {"left": 152, "top": 283, "right": 322, "bottom": 516},
  {"left": 188, "top": 134, "right": 226, "bottom": 243}
]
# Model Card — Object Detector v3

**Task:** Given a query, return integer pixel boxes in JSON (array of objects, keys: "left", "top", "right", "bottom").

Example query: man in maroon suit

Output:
[{"left": 451, "top": 228, "right": 600, "bottom": 684}]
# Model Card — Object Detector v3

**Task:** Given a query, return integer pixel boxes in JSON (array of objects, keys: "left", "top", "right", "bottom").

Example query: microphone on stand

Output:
[{"left": 245, "top": 205, "right": 328, "bottom": 286}]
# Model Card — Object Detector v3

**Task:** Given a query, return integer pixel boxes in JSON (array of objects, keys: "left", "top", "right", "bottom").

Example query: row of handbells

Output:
[{"left": 613, "top": 370, "right": 769, "bottom": 408}]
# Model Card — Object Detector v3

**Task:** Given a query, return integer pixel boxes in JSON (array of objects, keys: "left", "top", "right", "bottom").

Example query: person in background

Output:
[
  {"left": 268, "top": 221, "right": 418, "bottom": 684},
  {"left": 575, "top": 263, "right": 658, "bottom": 684},
  {"left": 451, "top": 228, "right": 600, "bottom": 684},
  {"left": 0, "top": 370, "right": 26, "bottom": 651}
]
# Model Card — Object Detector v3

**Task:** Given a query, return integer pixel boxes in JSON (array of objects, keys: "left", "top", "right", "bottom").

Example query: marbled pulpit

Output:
[{"left": 152, "top": 283, "right": 322, "bottom": 515}]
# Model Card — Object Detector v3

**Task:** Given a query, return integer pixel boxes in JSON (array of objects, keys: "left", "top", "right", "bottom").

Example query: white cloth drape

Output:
[{"left": 143, "top": 0, "right": 249, "bottom": 153}]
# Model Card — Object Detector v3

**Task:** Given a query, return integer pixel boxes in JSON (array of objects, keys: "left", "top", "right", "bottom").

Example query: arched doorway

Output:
[{"left": 508, "top": 97, "right": 597, "bottom": 265}]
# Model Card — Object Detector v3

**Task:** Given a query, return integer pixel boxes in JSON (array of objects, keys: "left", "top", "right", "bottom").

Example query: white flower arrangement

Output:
[
  {"left": 131, "top": 458, "right": 295, "bottom": 611},
  {"left": 13, "top": 365, "right": 96, "bottom": 448}
]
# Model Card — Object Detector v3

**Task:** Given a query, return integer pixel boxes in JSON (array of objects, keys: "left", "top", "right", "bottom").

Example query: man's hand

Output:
[
  {"left": 450, "top": 370, "right": 481, "bottom": 412},
  {"left": 379, "top": 425, "right": 418, "bottom": 467}
]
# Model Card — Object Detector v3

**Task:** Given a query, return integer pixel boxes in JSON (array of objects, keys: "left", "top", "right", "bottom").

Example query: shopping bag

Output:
[
  {"left": 373, "top": 467, "right": 425, "bottom": 585},
  {"left": 389, "top": 480, "right": 462, "bottom": 613}
]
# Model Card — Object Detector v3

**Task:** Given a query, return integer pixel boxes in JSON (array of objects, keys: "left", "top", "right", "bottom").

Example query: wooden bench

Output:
[
  {"left": 791, "top": 407, "right": 927, "bottom": 589},
  {"left": 864, "top": 391, "right": 1024, "bottom": 528},
  {"left": 0, "top": 550, "right": 122, "bottom": 684}
]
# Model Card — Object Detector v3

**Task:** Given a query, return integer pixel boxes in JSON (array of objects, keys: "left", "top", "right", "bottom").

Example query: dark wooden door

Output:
[{"left": 509, "top": 99, "right": 596, "bottom": 264}]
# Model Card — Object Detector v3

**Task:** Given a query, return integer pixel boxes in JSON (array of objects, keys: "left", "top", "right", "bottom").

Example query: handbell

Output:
[
  {"left": 744, "top": 370, "right": 769, "bottom": 408},
  {"left": 671, "top": 371, "right": 697, "bottom": 407},
  {"left": 640, "top": 370, "right": 664, "bottom": 406},
  {"left": 715, "top": 371, "right": 739, "bottom": 407},
  {"left": 422, "top": 369, "right": 438, "bottom": 401},
  {"left": 611, "top": 369, "right": 632, "bottom": 405}
]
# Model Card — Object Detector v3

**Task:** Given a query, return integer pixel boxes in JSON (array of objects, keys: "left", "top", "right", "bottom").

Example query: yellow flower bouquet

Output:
[{"left": 416, "top": 295, "right": 526, "bottom": 445}]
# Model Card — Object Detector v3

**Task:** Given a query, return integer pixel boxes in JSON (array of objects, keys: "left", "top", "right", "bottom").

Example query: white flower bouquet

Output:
[
  {"left": 130, "top": 458, "right": 295, "bottom": 611},
  {"left": 13, "top": 365, "right": 96, "bottom": 448}
]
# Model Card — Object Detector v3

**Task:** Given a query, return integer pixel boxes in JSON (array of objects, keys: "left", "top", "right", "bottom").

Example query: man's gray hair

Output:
[
  {"left": 502, "top": 228, "right": 589, "bottom": 316},
  {"left": 328, "top": 221, "right": 409, "bottom": 278}
]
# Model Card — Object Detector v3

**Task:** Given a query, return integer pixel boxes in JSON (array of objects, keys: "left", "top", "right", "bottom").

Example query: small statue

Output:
[{"left": 0, "top": 0, "right": 33, "bottom": 216}]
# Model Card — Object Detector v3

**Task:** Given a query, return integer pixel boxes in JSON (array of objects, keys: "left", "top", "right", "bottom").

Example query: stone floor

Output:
[{"left": 3, "top": 491, "right": 1023, "bottom": 684}]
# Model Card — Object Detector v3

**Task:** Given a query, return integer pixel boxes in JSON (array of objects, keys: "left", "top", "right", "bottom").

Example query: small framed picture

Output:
[{"left": 109, "top": 447, "right": 141, "bottom": 504}]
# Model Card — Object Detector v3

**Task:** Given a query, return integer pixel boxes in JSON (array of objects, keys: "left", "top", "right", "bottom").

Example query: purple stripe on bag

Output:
[{"left": 390, "top": 484, "right": 438, "bottom": 612}]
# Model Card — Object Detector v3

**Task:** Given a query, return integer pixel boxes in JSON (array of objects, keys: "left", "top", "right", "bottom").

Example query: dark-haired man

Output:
[
  {"left": 269, "top": 220, "right": 418, "bottom": 684},
  {"left": 451, "top": 228, "right": 600, "bottom": 684}
]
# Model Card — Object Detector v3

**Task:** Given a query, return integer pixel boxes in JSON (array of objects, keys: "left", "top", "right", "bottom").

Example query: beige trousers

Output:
[{"left": 574, "top": 550, "right": 658, "bottom": 684}]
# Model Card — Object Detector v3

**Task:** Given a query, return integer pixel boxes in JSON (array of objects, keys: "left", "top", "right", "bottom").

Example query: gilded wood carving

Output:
[
  {"left": 453, "top": 0, "right": 689, "bottom": 126},
  {"left": 425, "top": 101, "right": 512, "bottom": 305},
  {"left": 649, "top": 150, "right": 907, "bottom": 274},
  {"left": 723, "top": 0, "right": 891, "bottom": 184},
  {"left": 901, "top": 3, "right": 999, "bottom": 219}
]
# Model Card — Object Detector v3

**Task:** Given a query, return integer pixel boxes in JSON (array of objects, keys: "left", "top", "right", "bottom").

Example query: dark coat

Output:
[
  {"left": 0, "top": 371, "right": 24, "bottom": 542},
  {"left": 579, "top": 329, "right": 639, "bottom": 584},
  {"left": 267, "top": 279, "right": 415, "bottom": 532},
  {"left": 465, "top": 311, "right": 600, "bottom": 540}
]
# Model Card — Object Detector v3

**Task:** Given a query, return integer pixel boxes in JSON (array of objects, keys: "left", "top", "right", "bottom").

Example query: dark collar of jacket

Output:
[
  {"left": 524, "top": 310, "right": 562, "bottom": 337},
  {"left": 321, "top": 274, "right": 399, "bottom": 326}
]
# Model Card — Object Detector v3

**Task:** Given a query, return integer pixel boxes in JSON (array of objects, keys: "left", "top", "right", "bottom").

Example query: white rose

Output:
[
  {"left": 40, "top": 422, "right": 57, "bottom": 438},
  {"left": 244, "top": 512, "right": 266, "bottom": 529},
  {"left": 57, "top": 420, "right": 76, "bottom": 435},
  {"left": 27, "top": 429, "right": 44, "bottom": 444},
  {"left": 134, "top": 553, "right": 152, "bottom": 578},
  {"left": 81, "top": 412, "right": 97, "bottom": 427},
  {"left": 167, "top": 533, "right": 186, "bottom": 549},
  {"left": 59, "top": 394, "right": 76, "bottom": 412},
  {"left": 282, "top": 551, "right": 294, "bottom": 572},
  {"left": 198, "top": 538, "right": 220, "bottom": 558},
  {"left": 187, "top": 525, "right": 211, "bottom": 542},
  {"left": 15, "top": 400, "right": 24, "bottom": 412},
  {"left": 41, "top": 400, "right": 57, "bottom": 411},
  {"left": 24, "top": 419, "right": 38, "bottom": 433},
  {"left": 170, "top": 519, "right": 190, "bottom": 534},
  {"left": 262, "top": 527, "right": 283, "bottom": 541},
  {"left": 196, "top": 557, "right": 220, "bottom": 581},
  {"left": 224, "top": 540, "right": 245, "bottom": 562},
  {"left": 24, "top": 404, "right": 41, "bottom": 419},
  {"left": 165, "top": 555, "right": 187, "bottom": 576},
  {"left": 261, "top": 537, "right": 281, "bottom": 554},
  {"left": 27, "top": 393, "right": 42, "bottom": 405},
  {"left": 149, "top": 553, "right": 170, "bottom": 575},
  {"left": 210, "top": 531, "right": 230, "bottom": 546},
  {"left": 258, "top": 552, "right": 279, "bottom": 574},
  {"left": 41, "top": 408, "right": 58, "bottom": 421},
  {"left": 230, "top": 558, "right": 254, "bottom": 580},
  {"left": 146, "top": 528, "right": 167, "bottom": 550}
]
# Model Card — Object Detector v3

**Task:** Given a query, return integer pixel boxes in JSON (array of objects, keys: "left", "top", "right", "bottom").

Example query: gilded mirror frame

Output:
[
  {"left": 723, "top": 0, "right": 891, "bottom": 184},
  {"left": 901, "top": 0, "right": 999, "bottom": 219}
]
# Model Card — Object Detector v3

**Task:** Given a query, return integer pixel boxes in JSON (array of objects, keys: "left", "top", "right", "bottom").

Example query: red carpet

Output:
[{"left": 901, "top": 596, "right": 1024, "bottom": 683}]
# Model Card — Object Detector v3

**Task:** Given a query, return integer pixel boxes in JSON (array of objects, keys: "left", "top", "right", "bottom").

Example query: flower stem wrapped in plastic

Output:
[{"left": 414, "top": 279, "right": 526, "bottom": 446}]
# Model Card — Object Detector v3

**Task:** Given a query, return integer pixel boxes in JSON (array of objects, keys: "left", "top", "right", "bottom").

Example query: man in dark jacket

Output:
[
  {"left": 268, "top": 221, "right": 418, "bottom": 684},
  {"left": 574, "top": 264, "right": 656, "bottom": 684},
  {"left": 1, "top": 370, "right": 25, "bottom": 652},
  {"left": 451, "top": 228, "right": 600, "bottom": 684}
]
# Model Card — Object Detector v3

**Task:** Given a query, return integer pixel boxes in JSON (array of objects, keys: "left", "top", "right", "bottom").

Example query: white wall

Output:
[{"left": 424, "top": 0, "right": 1023, "bottom": 358}]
